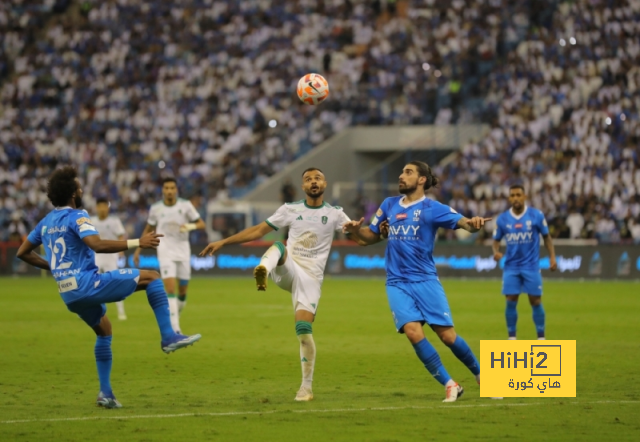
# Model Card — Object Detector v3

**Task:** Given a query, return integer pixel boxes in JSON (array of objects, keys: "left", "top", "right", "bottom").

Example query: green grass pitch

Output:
[{"left": 0, "top": 277, "right": 638, "bottom": 441}]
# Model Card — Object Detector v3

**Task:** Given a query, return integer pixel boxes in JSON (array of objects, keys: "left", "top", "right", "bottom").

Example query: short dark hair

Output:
[
  {"left": 162, "top": 177, "right": 178, "bottom": 186},
  {"left": 47, "top": 166, "right": 79, "bottom": 207},
  {"left": 301, "top": 167, "right": 324, "bottom": 177},
  {"left": 509, "top": 184, "right": 525, "bottom": 192},
  {"left": 407, "top": 161, "right": 439, "bottom": 190},
  {"left": 96, "top": 197, "right": 109, "bottom": 205}
]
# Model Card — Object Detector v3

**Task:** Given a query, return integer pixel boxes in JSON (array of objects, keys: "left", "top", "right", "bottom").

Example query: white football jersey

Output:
[
  {"left": 147, "top": 198, "right": 200, "bottom": 261},
  {"left": 266, "top": 201, "right": 350, "bottom": 281},
  {"left": 92, "top": 215, "right": 126, "bottom": 270}
]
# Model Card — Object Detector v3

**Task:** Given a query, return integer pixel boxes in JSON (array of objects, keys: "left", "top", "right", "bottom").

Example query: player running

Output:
[
  {"left": 343, "top": 161, "right": 489, "bottom": 402},
  {"left": 134, "top": 178, "right": 205, "bottom": 333},
  {"left": 16, "top": 167, "right": 201, "bottom": 409},
  {"left": 93, "top": 197, "right": 127, "bottom": 320},
  {"left": 492, "top": 184, "right": 557, "bottom": 340},
  {"left": 200, "top": 167, "right": 372, "bottom": 402}
]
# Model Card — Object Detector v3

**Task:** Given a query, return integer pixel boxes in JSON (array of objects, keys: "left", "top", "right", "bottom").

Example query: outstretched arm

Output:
[
  {"left": 200, "top": 222, "right": 274, "bottom": 256},
  {"left": 84, "top": 231, "right": 163, "bottom": 253},
  {"left": 543, "top": 234, "right": 557, "bottom": 271},
  {"left": 457, "top": 216, "right": 492, "bottom": 233},
  {"left": 16, "top": 239, "right": 50, "bottom": 270},
  {"left": 343, "top": 218, "right": 386, "bottom": 246}
]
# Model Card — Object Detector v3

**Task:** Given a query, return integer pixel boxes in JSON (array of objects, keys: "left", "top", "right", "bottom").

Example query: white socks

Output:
[
  {"left": 167, "top": 296, "right": 180, "bottom": 332},
  {"left": 259, "top": 244, "right": 283, "bottom": 272},
  {"left": 116, "top": 301, "right": 126, "bottom": 319},
  {"left": 298, "top": 333, "right": 316, "bottom": 389}
]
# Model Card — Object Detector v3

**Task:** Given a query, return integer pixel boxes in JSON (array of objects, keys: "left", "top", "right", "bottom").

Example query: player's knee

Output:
[
  {"left": 403, "top": 323, "right": 423, "bottom": 343},
  {"left": 439, "top": 331, "right": 457, "bottom": 346},
  {"left": 529, "top": 296, "right": 541, "bottom": 306}
]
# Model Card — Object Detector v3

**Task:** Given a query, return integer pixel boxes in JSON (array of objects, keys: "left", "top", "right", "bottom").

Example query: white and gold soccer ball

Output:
[{"left": 297, "top": 73, "right": 329, "bottom": 105}]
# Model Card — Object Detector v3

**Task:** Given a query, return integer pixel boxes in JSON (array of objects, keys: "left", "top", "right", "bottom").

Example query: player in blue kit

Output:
[
  {"left": 16, "top": 167, "right": 201, "bottom": 408},
  {"left": 344, "top": 161, "right": 491, "bottom": 402},
  {"left": 492, "top": 184, "right": 557, "bottom": 340}
]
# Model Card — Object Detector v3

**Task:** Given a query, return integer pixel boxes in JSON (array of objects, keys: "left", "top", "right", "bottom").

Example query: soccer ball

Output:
[{"left": 297, "top": 73, "right": 329, "bottom": 105}]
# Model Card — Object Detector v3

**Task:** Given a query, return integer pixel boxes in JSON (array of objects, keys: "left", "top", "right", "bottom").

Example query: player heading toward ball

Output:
[
  {"left": 492, "top": 184, "right": 557, "bottom": 340},
  {"left": 344, "top": 161, "right": 490, "bottom": 402},
  {"left": 16, "top": 167, "right": 201, "bottom": 409},
  {"left": 201, "top": 167, "right": 374, "bottom": 401},
  {"left": 134, "top": 177, "right": 205, "bottom": 334}
]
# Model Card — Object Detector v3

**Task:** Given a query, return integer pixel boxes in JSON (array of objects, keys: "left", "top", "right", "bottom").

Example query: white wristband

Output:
[
  {"left": 127, "top": 239, "right": 140, "bottom": 250},
  {"left": 182, "top": 223, "right": 197, "bottom": 232}
]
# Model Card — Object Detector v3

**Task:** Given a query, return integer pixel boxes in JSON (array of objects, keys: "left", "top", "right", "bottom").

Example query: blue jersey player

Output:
[
  {"left": 16, "top": 167, "right": 201, "bottom": 408},
  {"left": 344, "top": 161, "right": 490, "bottom": 402},
  {"left": 492, "top": 184, "right": 557, "bottom": 340}
]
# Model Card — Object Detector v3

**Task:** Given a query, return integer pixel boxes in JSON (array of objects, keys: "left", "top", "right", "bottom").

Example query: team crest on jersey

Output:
[
  {"left": 526, "top": 220, "right": 532, "bottom": 230},
  {"left": 396, "top": 213, "right": 407, "bottom": 220},
  {"left": 76, "top": 217, "right": 91, "bottom": 225},
  {"left": 321, "top": 216, "right": 328, "bottom": 224},
  {"left": 413, "top": 210, "right": 421, "bottom": 221}
]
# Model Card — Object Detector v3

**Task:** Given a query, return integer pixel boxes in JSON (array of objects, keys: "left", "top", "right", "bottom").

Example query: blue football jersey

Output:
[
  {"left": 27, "top": 207, "right": 101, "bottom": 303},
  {"left": 370, "top": 196, "right": 462, "bottom": 284},
  {"left": 493, "top": 206, "right": 549, "bottom": 270}
]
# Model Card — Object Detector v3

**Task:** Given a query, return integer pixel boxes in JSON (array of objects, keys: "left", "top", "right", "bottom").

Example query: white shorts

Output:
[
  {"left": 159, "top": 259, "right": 191, "bottom": 280},
  {"left": 269, "top": 257, "right": 321, "bottom": 314},
  {"left": 95, "top": 255, "right": 119, "bottom": 273}
]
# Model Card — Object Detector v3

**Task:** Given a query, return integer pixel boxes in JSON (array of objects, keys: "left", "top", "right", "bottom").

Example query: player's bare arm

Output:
[
  {"left": 457, "top": 216, "right": 492, "bottom": 233},
  {"left": 543, "top": 234, "right": 558, "bottom": 271},
  {"left": 342, "top": 218, "right": 386, "bottom": 246},
  {"left": 133, "top": 223, "right": 156, "bottom": 265},
  {"left": 180, "top": 218, "right": 206, "bottom": 233},
  {"left": 16, "top": 239, "right": 51, "bottom": 270},
  {"left": 84, "top": 231, "right": 163, "bottom": 253},
  {"left": 492, "top": 239, "right": 503, "bottom": 262},
  {"left": 200, "top": 222, "right": 274, "bottom": 256}
]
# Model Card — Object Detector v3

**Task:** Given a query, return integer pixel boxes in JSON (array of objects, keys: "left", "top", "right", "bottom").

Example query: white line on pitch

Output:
[{"left": 1, "top": 400, "right": 638, "bottom": 425}]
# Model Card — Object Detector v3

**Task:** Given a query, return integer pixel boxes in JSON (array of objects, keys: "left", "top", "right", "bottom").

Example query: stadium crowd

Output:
[
  {"left": 1, "top": 0, "right": 638, "bottom": 244},
  {"left": 435, "top": 0, "right": 640, "bottom": 243}
]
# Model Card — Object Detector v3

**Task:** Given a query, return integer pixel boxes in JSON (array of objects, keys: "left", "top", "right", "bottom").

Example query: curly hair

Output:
[
  {"left": 408, "top": 160, "right": 440, "bottom": 190},
  {"left": 47, "top": 166, "right": 79, "bottom": 207}
]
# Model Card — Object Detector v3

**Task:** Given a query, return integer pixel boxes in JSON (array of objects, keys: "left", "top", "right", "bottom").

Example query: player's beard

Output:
[
  {"left": 398, "top": 182, "right": 417, "bottom": 195},
  {"left": 74, "top": 194, "right": 84, "bottom": 208},
  {"left": 305, "top": 187, "right": 324, "bottom": 198}
]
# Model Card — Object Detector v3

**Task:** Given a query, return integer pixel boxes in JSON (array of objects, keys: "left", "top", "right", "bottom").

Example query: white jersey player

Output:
[
  {"left": 133, "top": 178, "right": 205, "bottom": 333},
  {"left": 93, "top": 198, "right": 127, "bottom": 320},
  {"left": 200, "top": 167, "right": 378, "bottom": 402}
]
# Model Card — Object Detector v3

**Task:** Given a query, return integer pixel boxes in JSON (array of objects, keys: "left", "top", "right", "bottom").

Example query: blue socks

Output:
[
  {"left": 146, "top": 279, "right": 175, "bottom": 341},
  {"left": 447, "top": 335, "right": 480, "bottom": 376},
  {"left": 95, "top": 335, "right": 113, "bottom": 395},
  {"left": 506, "top": 300, "right": 518, "bottom": 338},
  {"left": 412, "top": 339, "right": 451, "bottom": 386},
  {"left": 532, "top": 304, "right": 545, "bottom": 338}
]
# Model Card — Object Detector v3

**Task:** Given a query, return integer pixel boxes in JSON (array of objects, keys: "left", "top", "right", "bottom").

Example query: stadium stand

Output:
[{"left": 0, "top": 0, "right": 637, "bottom": 243}]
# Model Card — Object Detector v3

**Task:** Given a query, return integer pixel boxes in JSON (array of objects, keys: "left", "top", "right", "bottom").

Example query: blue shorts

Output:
[
  {"left": 386, "top": 280, "right": 453, "bottom": 333},
  {"left": 66, "top": 269, "right": 140, "bottom": 327},
  {"left": 502, "top": 269, "right": 543, "bottom": 296}
]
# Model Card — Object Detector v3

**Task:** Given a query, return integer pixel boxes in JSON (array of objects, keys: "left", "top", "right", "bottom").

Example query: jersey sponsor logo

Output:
[
  {"left": 506, "top": 224, "right": 512, "bottom": 228},
  {"left": 376, "top": 208, "right": 383, "bottom": 217},
  {"left": 543, "top": 219, "right": 548, "bottom": 227},
  {"left": 76, "top": 217, "right": 91, "bottom": 225},
  {"left": 41, "top": 225, "right": 47, "bottom": 236},
  {"left": 450, "top": 207, "right": 458, "bottom": 214},
  {"left": 57, "top": 276, "right": 78, "bottom": 293},
  {"left": 388, "top": 225, "right": 420, "bottom": 236},
  {"left": 515, "top": 223, "right": 523, "bottom": 229},
  {"left": 296, "top": 216, "right": 303, "bottom": 221},
  {"left": 505, "top": 232, "right": 533, "bottom": 242},
  {"left": 371, "top": 217, "right": 379, "bottom": 226},
  {"left": 396, "top": 213, "right": 408, "bottom": 220},
  {"left": 47, "top": 226, "right": 67, "bottom": 234},
  {"left": 52, "top": 268, "right": 80, "bottom": 278}
]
